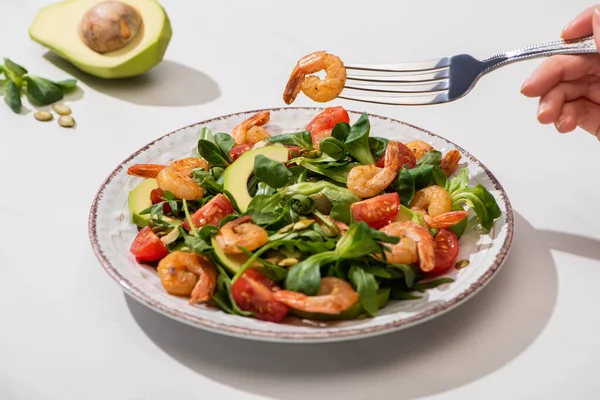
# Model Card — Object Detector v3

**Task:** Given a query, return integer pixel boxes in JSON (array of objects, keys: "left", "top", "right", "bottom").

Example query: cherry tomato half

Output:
[
  {"left": 229, "top": 144, "right": 253, "bottom": 161},
  {"left": 182, "top": 194, "right": 234, "bottom": 230},
  {"left": 305, "top": 106, "right": 350, "bottom": 135},
  {"left": 427, "top": 228, "right": 460, "bottom": 276},
  {"left": 130, "top": 226, "right": 169, "bottom": 262},
  {"left": 231, "top": 268, "right": 289, "bottom": 322},
  {"left": 375, "top": 140, "right": 416, "bottom": 169},
  {"left": 351, "top": 193, "right": 400, "bottom": 229},
  {"left": 150, "top": 188, "right": 172, "bottom": 213}
]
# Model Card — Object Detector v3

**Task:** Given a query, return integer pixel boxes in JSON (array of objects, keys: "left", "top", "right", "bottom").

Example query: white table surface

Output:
[{"left": 2, "top": 0, "right": 600, "bottom": 399}]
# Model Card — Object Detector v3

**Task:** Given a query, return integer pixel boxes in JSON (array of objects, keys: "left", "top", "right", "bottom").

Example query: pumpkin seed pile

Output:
[{"left": 33, "top": 103, "right": 75, "bottom": 128}]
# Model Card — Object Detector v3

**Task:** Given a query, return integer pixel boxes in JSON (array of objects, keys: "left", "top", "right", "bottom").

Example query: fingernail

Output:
[
  {"left": 537, "top": 102, "right": 548, "bottom": 117},
  {"left": 520, "top": 79, "right": 530, "bottom": 93},
  {"left": 561, "top": 20, "right": 575, "bottom": 37},
  {"left": 555, "top": 116, "right": 566, "bottom": 130}
]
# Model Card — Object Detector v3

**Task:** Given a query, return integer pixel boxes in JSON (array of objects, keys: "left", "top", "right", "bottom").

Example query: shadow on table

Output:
[
  {"left": 125, "top": 211, "right": 583, "bottom": 400},
  {"left": 43, "top": 52, "right": 220, "bottom": 107}
]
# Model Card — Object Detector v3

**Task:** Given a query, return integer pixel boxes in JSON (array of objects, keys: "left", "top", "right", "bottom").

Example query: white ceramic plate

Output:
[{"left": 88, "top": 107, "right": 514, "bottom": 343}]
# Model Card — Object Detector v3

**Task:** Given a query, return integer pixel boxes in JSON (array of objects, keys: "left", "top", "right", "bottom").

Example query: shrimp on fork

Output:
[{"left": 283, "top": 51, "right": 346, "bottom": 104}]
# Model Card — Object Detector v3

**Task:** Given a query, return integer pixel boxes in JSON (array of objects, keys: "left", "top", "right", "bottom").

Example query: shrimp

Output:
[
  {"left": 156, "top": 251, "right": 217, "bottom": 304},
  {"left": 379, "top": 221, "right": 436, "bottom": 271},
  {"left": 283, "top": 51, "right": 346, "bottom": 105},
  {"left": 156, "top": 167, "right": 205, "bottom": 200},
  {"left": 214, "top": 216, "right": 269, "bottom": 254},
  {"left": 405, "top": 140, "right": 434, "bottom": 160},
  {"left": 440, "top": 149, "right": 461, "bottom": 176},
  {"left": 231, "top": 111, "right": 271, "bottom": 145},
  {"left": 346, "top": 141, "right": 403, "bottom": 198},
  {"left": 127, "top": 157, "right": 208, "bottom": 178},
  {"left": 409, "top": 185, "right": 468, "bottom": 229},
  {"left": 273, "top": 277, "right": 359, "bottom": 314}
]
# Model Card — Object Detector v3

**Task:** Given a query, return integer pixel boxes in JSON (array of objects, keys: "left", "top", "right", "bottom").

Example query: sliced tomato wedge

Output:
[
  {"left": 231, "top": 268, "right": 289, "bottom": 322},
  {"left": 130, "top": 226, "right": 169, "bottom": 262},
  {"left": 427, "top": 228, "right": 460, "bottom": 276},
  {"left": 183, "top": 194, "right": 234, "bottom": 230},
  {"left": 351, "top": 193, "right": 400, "bottom": 229},
  {"left": 305, "top": 106, "right": 350, "bottom": 135},
  {"left": 150, "top": 188, "right": 172, "bottom": 213},
  {"left": 375, "top": 140, "right": 416, "bottom": 169},
  {"left": 229, "top": 143, "right": 253, "bottom": 161}
]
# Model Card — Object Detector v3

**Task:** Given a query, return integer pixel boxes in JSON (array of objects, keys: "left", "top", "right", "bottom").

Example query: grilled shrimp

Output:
[
  {"left": 405, "top": 140, "right": 434, "bottom": 160},
  {"left": 379, "top": 221, "right": 435, "bottom": 272},
  {"left": 283, "top": 51, "right": 346, "bottom": 104},
  {"left": 346, "top": 141, "right": 403, "bottom": 198},
  {"left": 409, "top": 186, "right": 468, "bottom": 229},
  {"left": 231, "top": 111, "right": 271, "bottom": 145},
  {"left": 214, "top": 216, "right": 269, "bottom": 254},
  {"left": 156, "top": 251, "right": 217, "bottom": 304},
  {"left": 273, "top": 277, "right": 359, "bottom": 314},
  {"left": 440, "top": 149, "right": 461, "bottom": 176},
  {"left": 127, "top": 157, "right": 208, "bottom": 178}
]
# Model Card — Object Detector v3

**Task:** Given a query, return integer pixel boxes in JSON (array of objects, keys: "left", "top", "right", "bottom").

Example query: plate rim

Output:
[{"left": 88, "top": 106, "right": 515, "bottom": 343}]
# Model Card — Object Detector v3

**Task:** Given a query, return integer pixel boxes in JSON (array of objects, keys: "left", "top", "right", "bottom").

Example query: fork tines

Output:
[{"left": 341, "top": 57, "right": 452, "bottom": 105}]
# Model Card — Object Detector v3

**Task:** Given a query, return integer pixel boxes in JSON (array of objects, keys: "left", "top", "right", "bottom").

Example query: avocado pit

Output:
[{"left": 80, "top": 1, "right": 142, "bottom": 54}]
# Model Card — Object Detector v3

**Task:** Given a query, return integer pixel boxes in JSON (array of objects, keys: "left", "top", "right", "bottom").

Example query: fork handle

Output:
[{"left": 482, "top": 36, "right": 598, "bottom": 72}]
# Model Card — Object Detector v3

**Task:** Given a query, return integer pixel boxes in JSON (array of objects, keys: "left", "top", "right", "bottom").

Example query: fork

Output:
[{"left": 339, "top": 36, "right": 597, "bottom": 106}]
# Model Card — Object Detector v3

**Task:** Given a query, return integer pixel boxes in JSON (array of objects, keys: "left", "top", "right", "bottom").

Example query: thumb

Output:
[{"left": 592, "top": 6, "right": 600, "bottom": 51}]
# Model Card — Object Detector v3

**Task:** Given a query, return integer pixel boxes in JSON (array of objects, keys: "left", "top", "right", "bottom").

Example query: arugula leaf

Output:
[
  {"left": 254, "top": 154, "right": 292, "bottom": 189},
  {"left": 24, "top": 76, "right": 63, "bottom": 105},
  {"left": 214, "top": 133, "right": 234, "bottom": 162},
  {"left": 319, "top": 137, "right": 346, "bottom": 161},
  {"left": 4, "top": 80, "right": 21, "bottom": 113},
  {"left": 369, "top": 137, "right": 389, "bottom": 160},
  {"left": 268, "top": 130, "right": 314, "bottom": 150},
  {"left": 395, "top": 166, "right": 415, "bottom": 206},
  {"left": 451, "top": 184, "right": 501, "bottom": 231},
  {"left": 330, "top": 203, "right": 352, "bottom": 224},
  {"left": 332, "top": 121, "right": 350, "bottom": 141},
  {"left": 280, "top": 181, "right": 361, "bottom": 205},
  {"left": 416, "top": 150, "right": 442, "bottom": 167},
  {"left": 197, "top": 139, "right": 230, "bottom": 167},
  {"left": 349, "top": 266, "right": 379, "bottom": 316},
  {"left": 344, "top": 113, "right": 375, "bottom": 165}
]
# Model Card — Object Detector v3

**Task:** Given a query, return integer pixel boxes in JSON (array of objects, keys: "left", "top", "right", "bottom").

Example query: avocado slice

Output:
[
  {"left": 211, "top": 236, "right": 249, "bottom": 274},
  {"left": 223, "top": 145, "right": 289, "bottom": 212},
  {"left": 128, "top": 178, "right": 180, "bottom": 227},
  {"left": 395, "top": 204, "right": 428, "bottom": 228},
  {"left": 289, "top": 288, "right": 391, "bottom": 321},
  {"left": 29, "top": 0, "right": 172, "bottom": 79}
]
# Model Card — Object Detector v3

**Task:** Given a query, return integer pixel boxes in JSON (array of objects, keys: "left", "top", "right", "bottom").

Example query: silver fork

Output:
[{"left": 339, "top": 36, "right": 597, "bottom": 106}]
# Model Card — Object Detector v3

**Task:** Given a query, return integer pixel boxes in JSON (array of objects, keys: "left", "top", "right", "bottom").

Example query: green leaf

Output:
[
  {"left": 413, "top": 277, "right": 455, "bottom": 292},
  {"left": 53, "top": 79, "right": 77, "bottom": 92},
  {"left": 408, "top": 164, "right": 435, "bottom": 189},
  {"left": 330, "top": 203, "right": 352, "bottom": 224},
  {"left": 3, "top": 58, "right": 27, "bottom": 84},
  {"left": 214, "top": 133, "right": 235, "bottom": 162},
  {"left": 449, "top": 204, "right": 468, "bottom": 237},
  {"left": 268, "top": 130, "right": 314, "bottom": 150},
  {"left": 288, "top": 165, "right": 308, "bottom": 185},
  {"left": 319, "top": 137, "right": 346, "bottom": 161},
  {"left": 24, "top": 76, "right": 63, "bottom": 105},
  {"left": 332, "top": 122, "right": 351, "bottom": 141},
  {"left": 395, "top": 166, "right": 415, "bottom": 207},
  {"left": 432, "top": 166, "right": 448, "bottom": 188},
  {"left": 297, "top": 159, "right": 359, "bottom": 183},
  {"left": 197, "top": 139, "right": 230, "bottom": 168},
  {"left": 452, "top": 184, "right": 501, "bottom": 231},
  {"left": 349, "top": 266, "right": 379, "bottom": 316},
  {"left": 244, "top": 193, "right": 285, "bottom": 226},
  {"left": 254, "top": 154, "right": 292, "bottom": 189},
  {"left": 447, "top": 168, "right": 469, "bottom": 194},
  {"left": 369, "top": 136, "right": 389, "bottom": 160},
  {"left": 199, "top": 127, "right": 213, "bottom": 142},
  {"left": 416, "top": 150, "right": 442, "bottom": 167},
  {"left": 285, "top": 252, "right": 331, "bottom": 295},
  {"left": 280, "top": 181, "right": 361, "bottom": 205},
  {"left": 4, "top": 80, "right": 22, "bottom": 113},
  {"left": 344, "top": 113, "right": 375, "bottom": 165}
]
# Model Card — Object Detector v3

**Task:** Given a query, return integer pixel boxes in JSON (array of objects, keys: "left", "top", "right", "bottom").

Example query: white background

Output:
[{"left": 2, "top": 0, "right": 600, "bottom": 399}]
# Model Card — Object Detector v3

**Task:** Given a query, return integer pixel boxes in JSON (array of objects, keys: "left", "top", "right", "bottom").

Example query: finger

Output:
[
  {"left": 556, "top": 98, "right": 600, "bottom": 139},
  {"left": 561, "top": 6, "right": 596, "bottom": 40},
  {"left": 520, "top": 55, "right": 600, "bottom": 97},
  {"left": 536, "top": 76, "right": 600, "bottom": 124}
]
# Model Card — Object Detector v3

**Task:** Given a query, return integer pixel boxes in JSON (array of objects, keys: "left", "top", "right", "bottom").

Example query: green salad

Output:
[{"left": 126, "top": 106, "right": 501, "bottom": 323}]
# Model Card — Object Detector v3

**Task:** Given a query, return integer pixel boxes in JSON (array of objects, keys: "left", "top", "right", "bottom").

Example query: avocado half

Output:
[{"left": 29, "top": 0, "right": 172, "bottom": 79}]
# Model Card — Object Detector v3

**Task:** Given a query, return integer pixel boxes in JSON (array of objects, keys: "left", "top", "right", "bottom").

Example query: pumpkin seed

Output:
[
  {"left": 277, "top": 258, "right": 299, "bottom": 267},
  {"left": 301, "top": 149, "right": 321, "bottom": 158},
  {"left": 58, "top": 115, "right": 75, "bottom": 128},
  {"left": 52, "top": 103, "right": 72, "bottom": 115},
  {"left": 293, "top": 219, "right": 315, "bottom": 231},
  {"left": 455, "top": 259, "right": 470, "bottom": 270},
  {"left": 277, "top": 223, "right": 294, "bottom": 234},
  {"left": 34, "top": 111, "right": 53, "bottom": 121}
]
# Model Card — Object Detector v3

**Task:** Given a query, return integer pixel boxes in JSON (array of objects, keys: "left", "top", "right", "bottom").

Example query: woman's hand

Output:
[{"left": 521, "top": 6, "right": 600, "bottom": 139}]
